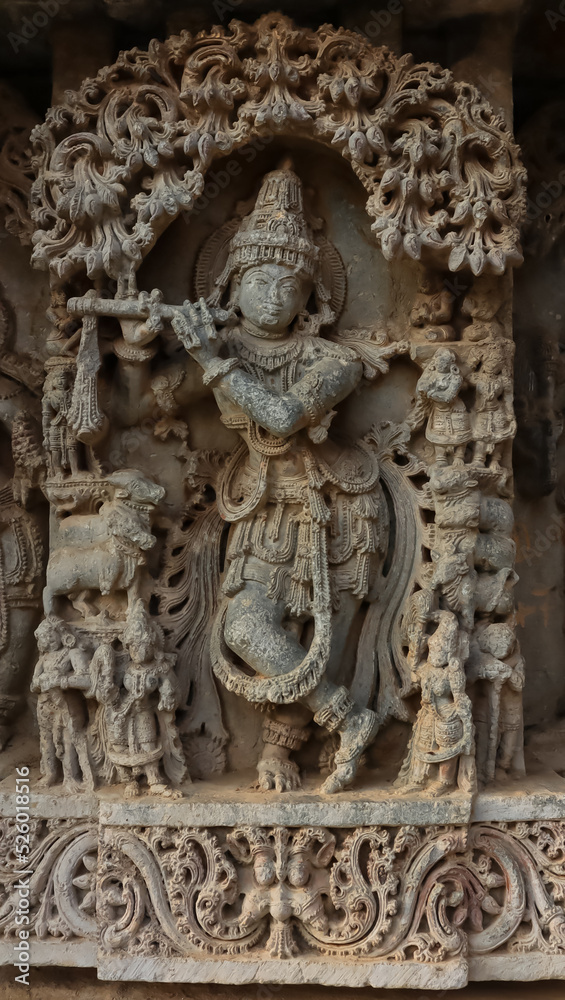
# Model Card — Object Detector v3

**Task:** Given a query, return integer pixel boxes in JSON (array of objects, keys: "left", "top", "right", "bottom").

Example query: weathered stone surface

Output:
[
  {"left": 0, "top": 783, "right": 564, "bottom": 986},
  {"left": 19, "top": 12, "right": 526, "bottom": 806},
  {"left": 0, "top": 2, "right": 561, "bottom": 992},
  {"left": 97, "top": 957, "right": 469, "bottom": 988},
  {"left": 2, "top": 968, "right": 565, "bottom": 999}
]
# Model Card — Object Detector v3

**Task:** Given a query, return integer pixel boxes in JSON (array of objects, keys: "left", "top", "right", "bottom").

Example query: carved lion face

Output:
[{"left": 235, "top": 263, "right": 311, "bottom": 337}]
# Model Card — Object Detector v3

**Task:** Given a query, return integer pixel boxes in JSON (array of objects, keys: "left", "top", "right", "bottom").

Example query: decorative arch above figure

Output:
[{"left": 29, "top": 13, "right": 526, "bottom": 284}]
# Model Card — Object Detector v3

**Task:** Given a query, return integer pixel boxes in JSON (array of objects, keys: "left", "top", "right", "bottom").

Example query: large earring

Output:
[
  {"left": 226, "top": 276, "right": 242, "bottom": 317},
  {"left": 295, "top": 308, "right": 310, "bottom": 333}
]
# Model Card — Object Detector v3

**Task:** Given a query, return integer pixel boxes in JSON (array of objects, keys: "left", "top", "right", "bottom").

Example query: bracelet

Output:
[
  {"left": 113, "top": 337, "right": 158, "bottom": 363},
  {"left": 288, "top": 371, "right": 326, "bottom": 424},
  {"left": 313, "top": 686, "right": 354, "bottom": 732},
  {"left": 202, "top": 357, "right": 240, "bottom": 387}
]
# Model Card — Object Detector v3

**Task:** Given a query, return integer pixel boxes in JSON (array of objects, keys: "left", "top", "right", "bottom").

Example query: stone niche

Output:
[{"left": 0, "top": 8, "right": 564, "bottom": 993}]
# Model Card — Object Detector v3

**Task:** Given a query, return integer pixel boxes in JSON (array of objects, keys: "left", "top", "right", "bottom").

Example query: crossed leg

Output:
[{"left": 224, "top": 580, "right": 374, "bottom": 792}]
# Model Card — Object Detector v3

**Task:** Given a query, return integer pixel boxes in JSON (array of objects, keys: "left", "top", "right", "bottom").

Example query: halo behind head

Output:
[{"left": 193, "top": 160, "right": 346, "bottom": 334}]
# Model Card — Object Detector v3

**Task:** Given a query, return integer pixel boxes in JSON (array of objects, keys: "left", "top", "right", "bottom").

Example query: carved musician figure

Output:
[
  {"left": 193, "top": 162, "right": 391, "bottom": 793},
  {"left": 111, "top": 161, "right": 399, "bottom": 793}
]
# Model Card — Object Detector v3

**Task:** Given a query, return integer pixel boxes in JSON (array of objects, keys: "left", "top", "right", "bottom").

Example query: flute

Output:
[{"left": 67, "top": 290, "right": 229, "bottom": 351}]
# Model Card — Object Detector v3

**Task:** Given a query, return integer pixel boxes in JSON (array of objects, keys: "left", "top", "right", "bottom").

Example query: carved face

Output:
[
  {"left": 45, "top": 371, "right": 68, "bottom": 396},
  {"left": 253, "top": 852, "right": 276, "bottom": 886},
  {"left": 128, "top": 638, "right": 154, "bottom": 663},
  {"left": 427, "top": 627, "right": 450, "bottom": 668},
  {"left": 36, "top": 625, "right": 61, "bottom": 653},
  {"left": 420, "top": 359, "right": 462, "bottom": 404},
  {"left": 478, "top": 624, "right": 515, "bottom": 658},
  {"left": 107, "top": 470, "right": 165, "bottom": 507},
  {"left": 236, "top": 263, "right": 311, "bottom": 337},
  {"left": 481, "top": 355, "right": 504, "bottom": 376}
]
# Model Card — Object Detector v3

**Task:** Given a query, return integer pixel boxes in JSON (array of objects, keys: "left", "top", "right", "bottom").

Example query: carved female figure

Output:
[
  {"left": 90, "top": 600, "right": 185, "bottom": 797},
  {"left": 408, "top": 348, "right": 471, "bottom": 466},
  {"left": 396, "top": 611, "right": 475, "bottom": 797},
  {"left": 31, "top": 616, "right": 94, "bottom": 792},
  {"left": 469, "top": 344, "right": 516, "bottom": 469},
  {"left": 164, "top": 162, "right": 395, "bottom": 793}
]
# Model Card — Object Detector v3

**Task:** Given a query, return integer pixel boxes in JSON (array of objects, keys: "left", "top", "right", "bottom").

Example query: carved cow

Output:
[{"left": 43, "top": 469, "right": 164, "bottom": 615}]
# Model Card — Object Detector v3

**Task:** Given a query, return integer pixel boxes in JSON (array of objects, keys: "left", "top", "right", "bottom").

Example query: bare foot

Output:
[
  {"left": 395, "top": 781, "right": 426, "bottom": 796},
  {"left": 320, "top": 708, "right": 377, "bottom": 795},
  {"left": 149, "top": 783, "right": 183, "bottom": 799},
  {"left": 124, "top": 780, "right": 140, "bottom": 798},
  {"left": 257, "top": 757, "right": 301, "bottom": 792},
  {"left": 37, "top": 772, "right": 58, "bottom": 788},
  {"left": 62, "top": 777, "right": 83, "bottom": 794},
  {"left": 427, "top": 780, "right": 453, "bottom": 798}
]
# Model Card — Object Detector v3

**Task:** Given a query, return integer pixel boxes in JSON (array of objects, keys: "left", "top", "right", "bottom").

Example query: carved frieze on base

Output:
[
  {"left": 0, "top": 816, "right": 97, "bottom": 960},
  {"left": 1, "top": 796, "right": 565, "bottom": 986},
  {"left": 96, "top": 821, "right": 565, "bottom": 971}
]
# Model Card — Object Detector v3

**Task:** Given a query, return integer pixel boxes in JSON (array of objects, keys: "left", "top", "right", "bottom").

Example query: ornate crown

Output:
[
  {"left": 44, "top": 355, "right": 75, "bottom": 373},
  {"left": 123, "top": 598, "right": 163, "bottom": 648},
  {"left": 195, "top": 159, "right": 347, "bottom": 331},
  {"left": 226, "top": 158, "right": 319, "bottom": 278}
]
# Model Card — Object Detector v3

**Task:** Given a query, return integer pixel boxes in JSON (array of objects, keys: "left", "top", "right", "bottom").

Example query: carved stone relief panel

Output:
[
  {"left": 0, "top": 8, "right": 558, "bottom": 991},
  {"left": 19, "top": 13, "right": 526, "bottom": 802}
]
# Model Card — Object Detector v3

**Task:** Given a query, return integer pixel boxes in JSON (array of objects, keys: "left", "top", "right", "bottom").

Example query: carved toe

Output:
[
  {"left": 256, "top": 757, "right": 301, "bottom": 792},
  {"left": 320, "top": 762, "right": 356, "bottom": 794},
  {"left": 319, "top": 708, "right": 378, "bottom": 794},
  {"left": 37, "top": 773, "right": 57, "bottom": 788},
  {"left": 427, "top": 780, "right": 452, "bottom": 798}
]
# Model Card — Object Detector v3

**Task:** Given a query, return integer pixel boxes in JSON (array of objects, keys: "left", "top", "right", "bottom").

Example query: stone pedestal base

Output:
[{"left": 1, "top": 770, "right": 565, "bottom": 989}]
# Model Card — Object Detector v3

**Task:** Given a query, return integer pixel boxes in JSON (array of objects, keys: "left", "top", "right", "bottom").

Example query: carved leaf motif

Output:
[
  {"left": 27, "top": 14, "right": 525, "bottom": 281},
  {"left": 0, "top": 820, "right": 97, "bottom": 942},
  {"left": 1, "top": 820, "right": 563, "bottom": 967},
  {"left": 0, "top": 85, "right": 39, "bottom": 244}
]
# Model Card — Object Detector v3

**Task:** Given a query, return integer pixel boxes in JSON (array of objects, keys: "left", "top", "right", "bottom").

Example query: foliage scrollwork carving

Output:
[
  {"left": 0, "top": 818, "right": 97, "bottom": 942},
  {"left": 29, "top": 14, "right": 526, "bottom": 282},
  {"left": 96, "top": 821, "right": 565, "bottom": 964}
]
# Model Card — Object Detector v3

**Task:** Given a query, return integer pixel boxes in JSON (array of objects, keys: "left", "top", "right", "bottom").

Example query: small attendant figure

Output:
[
  {"left": 42, "top": 357, "right": 79, "bottom": 477},
  {"left": 31, "top": 616, "right": 94, "bottom": 793},
  {"left": 407, "top": 349, "right": 471, "bottom": 466},
  {"left": 467, "top": 623, "right": 525, "bottom": 784},
  {"left": 89, "top": 600, "right": 186, "bottom": 797},
  {"left": 395, "top": 611, "right": 475, "bottom": 797},
  {"left": 468, "top": 344, "right": 516, "bottom": 470}
]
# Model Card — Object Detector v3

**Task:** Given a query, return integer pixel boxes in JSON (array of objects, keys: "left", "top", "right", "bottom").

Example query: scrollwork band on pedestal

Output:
[{"left": 95, "top": 821, "right": 565, "bottom": 966}]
